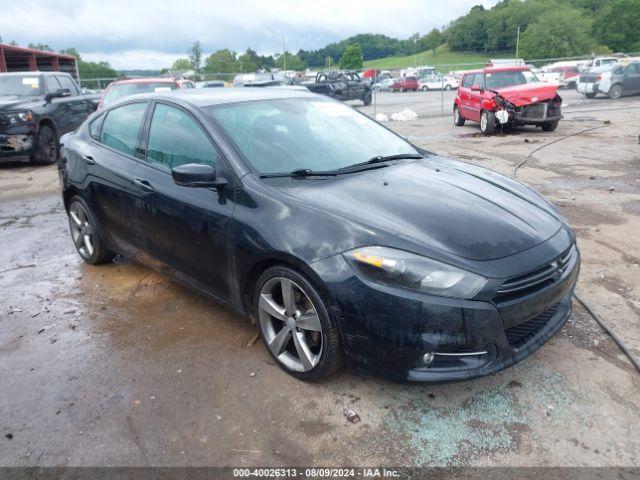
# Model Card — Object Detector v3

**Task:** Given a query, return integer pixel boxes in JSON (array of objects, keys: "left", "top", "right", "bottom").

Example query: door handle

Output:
[
  {"left": 82, "top": 154, "right": 95, "bottom": 165},
  {"left": 134, "top": 179, "right": 155, "bottom": 192}
]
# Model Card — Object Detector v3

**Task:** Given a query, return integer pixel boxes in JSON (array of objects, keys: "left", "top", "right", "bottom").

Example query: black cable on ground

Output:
[
  {"left": 512, "top": 123, "right": 609, "bottom": 179},
  {"left": 573, "top": 292, "right": 640, "bottom": 374},
  {"left": 509, "top": 120, "right": 640, "bottom": 375}
]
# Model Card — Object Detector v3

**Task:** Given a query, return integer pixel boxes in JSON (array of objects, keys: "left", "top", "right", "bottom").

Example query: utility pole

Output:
[
  {"left": 515, "top": 26, "right": 521, "bottom": 61},
  {"left": 282, "top": 36, "right": 286, "bottom": 71}
]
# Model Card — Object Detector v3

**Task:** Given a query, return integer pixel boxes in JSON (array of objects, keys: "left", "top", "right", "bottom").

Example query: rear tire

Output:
[
  {"left": 363, "top": 90, "right": 372, "bottom": 106},
  {"left": 445, "top": 84, "right": 452, "bottom": 91},
  {"left": 585, "top": 92, "right": 596, "bottom": 99},
  {"left": 421, "top": 86, "right": 428, "bottom": 91},
  {"left": 67, "top": 197, "right": 115, "bottom": 265},
  {"left": 255, "top": 266, "right": 343, "bottom": 381},
  {"left": 31, "top": 125, "right": 58, "bottom": 165},
  {"left": 608, "top": 84, "right": 623, "bottom": 99},
  {"left": 480, "top": 110, "right": 496, "bottom": 135},
  {"left": 453, "top": 105, "right": 465, "bottom": 126},
  {"left": 542, "top": 120, "right": 559, "bottom": 132}
]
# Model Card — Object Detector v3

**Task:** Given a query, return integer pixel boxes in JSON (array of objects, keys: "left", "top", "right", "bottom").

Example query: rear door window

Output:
[
  {"left": 145, "top": 103, "right": 218, "bottom": 171},
  {"left": 461, "top": 75, "right": 473, "bottom": 88},
  {"left": 99, "top": 102, "right": 148, "bottom": 156},
  {"left": 472, "top": 73, "right": 484, "bottom": 89}
]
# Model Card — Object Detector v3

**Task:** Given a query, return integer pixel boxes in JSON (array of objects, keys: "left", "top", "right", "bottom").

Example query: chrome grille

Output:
[{"left": 496, "top": 245, "right": 577, "bottom": 301}]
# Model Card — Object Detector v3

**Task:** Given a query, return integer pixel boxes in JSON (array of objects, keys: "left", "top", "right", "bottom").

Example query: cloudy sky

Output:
[{"left": 1, "top": 0, "right": 497, "bottom": 70}]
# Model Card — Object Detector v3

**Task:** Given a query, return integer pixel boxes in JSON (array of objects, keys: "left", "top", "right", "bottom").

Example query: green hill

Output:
[{"left": 363, "top": 44, "right": 511, "bottom": 72}]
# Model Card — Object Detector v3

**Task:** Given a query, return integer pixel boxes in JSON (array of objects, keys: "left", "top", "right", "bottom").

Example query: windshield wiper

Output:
[
  {"left": 260, "top": 168, "right": 339, "bottom": 179},
  {"left": 338, "top": 153, "right": 424, "bottom": 172},
  {"left": 259, "top": 153, "right": 424, "bottom": 179}
]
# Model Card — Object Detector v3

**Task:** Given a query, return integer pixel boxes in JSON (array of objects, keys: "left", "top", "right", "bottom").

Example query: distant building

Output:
[{"left": 0, "top": 44, "right": 78, "bottom": 78}]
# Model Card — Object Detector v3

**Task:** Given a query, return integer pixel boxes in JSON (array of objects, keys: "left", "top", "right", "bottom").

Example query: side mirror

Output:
[
  {"left": 45, "top": 88, "right": 71, "bottom": 102},
  {"left": 471, "top": 84, "right": 483, "bottom": 92},
  {"left": 172, "top": 163, "right": 227, "bottom": 189}
]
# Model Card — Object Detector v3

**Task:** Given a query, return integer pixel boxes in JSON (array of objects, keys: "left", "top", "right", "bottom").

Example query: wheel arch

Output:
[
  {"left": 241, "top": 252, "right": 333, "bottom": 323},
  {"left": 38, "top": 117, "right": 58, "bottom": 136}
]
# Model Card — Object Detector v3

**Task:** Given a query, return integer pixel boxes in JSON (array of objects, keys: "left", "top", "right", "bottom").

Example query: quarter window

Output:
[
  {"left": 145, "top": 104, "right": 218, "bottom": 170},
  {"left": 472, "top": 73, "right": 484, "bottom": 89},
  {"left": 99, "top": 102, "right": 147, "bottom": 156}
]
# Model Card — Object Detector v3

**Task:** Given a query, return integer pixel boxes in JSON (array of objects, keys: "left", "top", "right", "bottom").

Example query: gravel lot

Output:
[{"left": 1, "top": 91, "right": 639, "bottom": 468}]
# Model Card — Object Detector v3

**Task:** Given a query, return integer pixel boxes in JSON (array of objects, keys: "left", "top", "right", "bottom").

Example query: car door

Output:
[
  {"left": 346, "top": 73, "right": 364, "bottom": 100},
  {"left": 83, "top": 101, "right": 149, "bottom": 254},
  {"left": 622, "top": 63, "right": 640, "bottom": 94},
  {"left": 134, "top": 101, "right": 236, "bottom": 299},
  {"left": 458, "top": 74, "right": 473, "bottom": 118},
  {"left": 466, "top": 72, "right": 485, "bottom": 122},
  {"left": 55, "top": 75, "right": 95, "bottom": 132}
]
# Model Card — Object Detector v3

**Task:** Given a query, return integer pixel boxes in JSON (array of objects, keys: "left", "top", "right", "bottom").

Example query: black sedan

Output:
[{"left": 59, "top": 88, "right": 579, "bottom": 382}]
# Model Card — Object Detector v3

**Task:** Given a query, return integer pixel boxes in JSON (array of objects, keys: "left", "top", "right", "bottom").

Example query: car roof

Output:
[
  {"left": 110, "top": 77, "right": 177, "bottom": 85},
  {"left": 463, "top": 66, "right": 531, "bottom": 75},
  {"left": 120, "top": 86, "right": 318, "bottom": 108},
  {"left": 0, "top": 71, "right": 71, "bottom": 77}
]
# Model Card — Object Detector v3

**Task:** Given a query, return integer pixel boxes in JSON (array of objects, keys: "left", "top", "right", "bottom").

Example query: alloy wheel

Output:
[
  {"left": 69, "top": 202, "right": 95, "bottom": 259},
  {"left": 480, "top": 112, "right": 488, "bottom": 131},
  {"left": 258, "top": 276, "right": 323, "bottom": 372}
]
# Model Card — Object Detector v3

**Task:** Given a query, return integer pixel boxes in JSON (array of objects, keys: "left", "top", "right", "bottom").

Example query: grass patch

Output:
[{"left": 363, "top": 44, "right": 513, "bottom": 72}]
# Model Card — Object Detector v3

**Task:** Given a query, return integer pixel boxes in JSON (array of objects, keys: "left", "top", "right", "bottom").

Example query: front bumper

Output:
[
  {"left": 312, "top": 247, "right": 579, "bottom": 383},
  {"left": 0, "top": 132, "right": 35, "bottom": 158}
]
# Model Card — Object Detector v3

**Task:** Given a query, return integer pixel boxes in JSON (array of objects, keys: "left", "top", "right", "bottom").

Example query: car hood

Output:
[
  {"left": 278, "top": 158, "right": 562, "bottom": 261},
  {"left": 0, "top": 95, "right": 42, "bottom": 111},
  {"left": 494, "top": 82, "right": 558, "bottom": 106}
]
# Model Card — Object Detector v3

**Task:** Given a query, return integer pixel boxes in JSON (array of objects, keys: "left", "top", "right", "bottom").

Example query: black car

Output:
[
  {"left": 304, "top": 71, "right": 372, "bottom": 105},
  {"left": 59, "top": 88, "right": 579, "bottom": 382},
  {"left": 0, "top": 72, "right": 96, "bottom": 164}
]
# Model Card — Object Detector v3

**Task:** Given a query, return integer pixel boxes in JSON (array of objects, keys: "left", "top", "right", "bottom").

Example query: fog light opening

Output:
[{"left": 422, "top": 352, "right": 435, "bottom": 366}]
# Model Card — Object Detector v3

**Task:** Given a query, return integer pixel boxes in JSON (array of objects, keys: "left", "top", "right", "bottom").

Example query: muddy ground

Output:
[{"left": 0, "top": 92, "right": 639, "bottom": 468}]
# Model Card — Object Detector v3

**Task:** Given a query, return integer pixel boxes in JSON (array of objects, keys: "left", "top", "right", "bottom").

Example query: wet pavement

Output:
[{"left": 1, "top": 95, "right": 639, "bottom": 467}]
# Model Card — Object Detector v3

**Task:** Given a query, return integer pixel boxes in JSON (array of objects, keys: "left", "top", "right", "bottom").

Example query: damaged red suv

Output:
[{"left": 453, "top": 66, "right": 562, "bottom": 134}]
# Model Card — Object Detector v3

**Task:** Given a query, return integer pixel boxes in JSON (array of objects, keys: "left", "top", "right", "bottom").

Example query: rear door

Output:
[
  {"left": 83, "top": 101, "right": 149, "bottom": 254},
  {"left": 134, "top": 101, "right": 236, "bottom": 299},
  {"left": 466, "top": 72, "right": 485, "bottom": 122},
  {"left": 622, "top": 63, "right": 640, "bottom": 94},
  {"left": 346, "top": 73, "right": 365, "bottom": 100},
  {"left": 458, "top": 74, "right": 473, "bottom": 118}
]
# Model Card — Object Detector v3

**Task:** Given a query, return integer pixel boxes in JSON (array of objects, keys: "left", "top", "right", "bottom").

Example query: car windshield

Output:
[
  {"left": 102, "top": 82, "right": 178, "bottom": 107},
  {"left": 206, "top": 98, "right": 419, "bottom": 175},
  {"left": 485, "top": 70, "right": 539, "bottom": 89},
  {"left": 0, "top": 75, "right": 42, "bottom": 96}
]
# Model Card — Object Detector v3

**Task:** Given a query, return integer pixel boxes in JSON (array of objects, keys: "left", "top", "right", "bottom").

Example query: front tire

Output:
[
  {"left": 255, "top": 266, "right": 343, "bottom": 381},
  {"left": 608, "top": 84, "right": 623, "bottom": 99},
  {"left": 480, "top": 110, "right": 496, "bottom": 134},
  {"left": 453, "top": 105, "right": 465, "bottom": 126},
  {"left": 542, "top": 120, "right": 559, "bottom": 132},
  {"left": 363, "top": 90, "right": 372, "bottom": 106},
  {"left": 67, "top": 197, "right": 115, "bottom": 264},
  {"left": 31, "top": 125, "right": 58, "bottom": 165},
  {"left": 445, "top": 84, "right": 452, "bottom": 91}
]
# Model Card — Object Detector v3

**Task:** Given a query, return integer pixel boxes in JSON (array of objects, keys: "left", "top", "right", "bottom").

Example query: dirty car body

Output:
[
  {"left": 59, "top": 88, "right": 579, "bottom": 382},
  {"left": 455, "top": 66, "right": 562, "bottom": 133}
]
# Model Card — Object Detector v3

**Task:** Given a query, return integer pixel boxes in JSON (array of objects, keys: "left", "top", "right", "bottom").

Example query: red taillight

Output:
[{"left": 597, "top": 75, "right": 602, "bottom": 81}]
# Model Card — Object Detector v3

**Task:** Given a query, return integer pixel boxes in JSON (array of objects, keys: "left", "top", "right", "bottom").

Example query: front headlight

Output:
[
  {"left": 4, "top": 110, "right": 33, "bottom": 125},
  {"left": 344, "top": 246, "right": 487, "bottom": 299}
]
